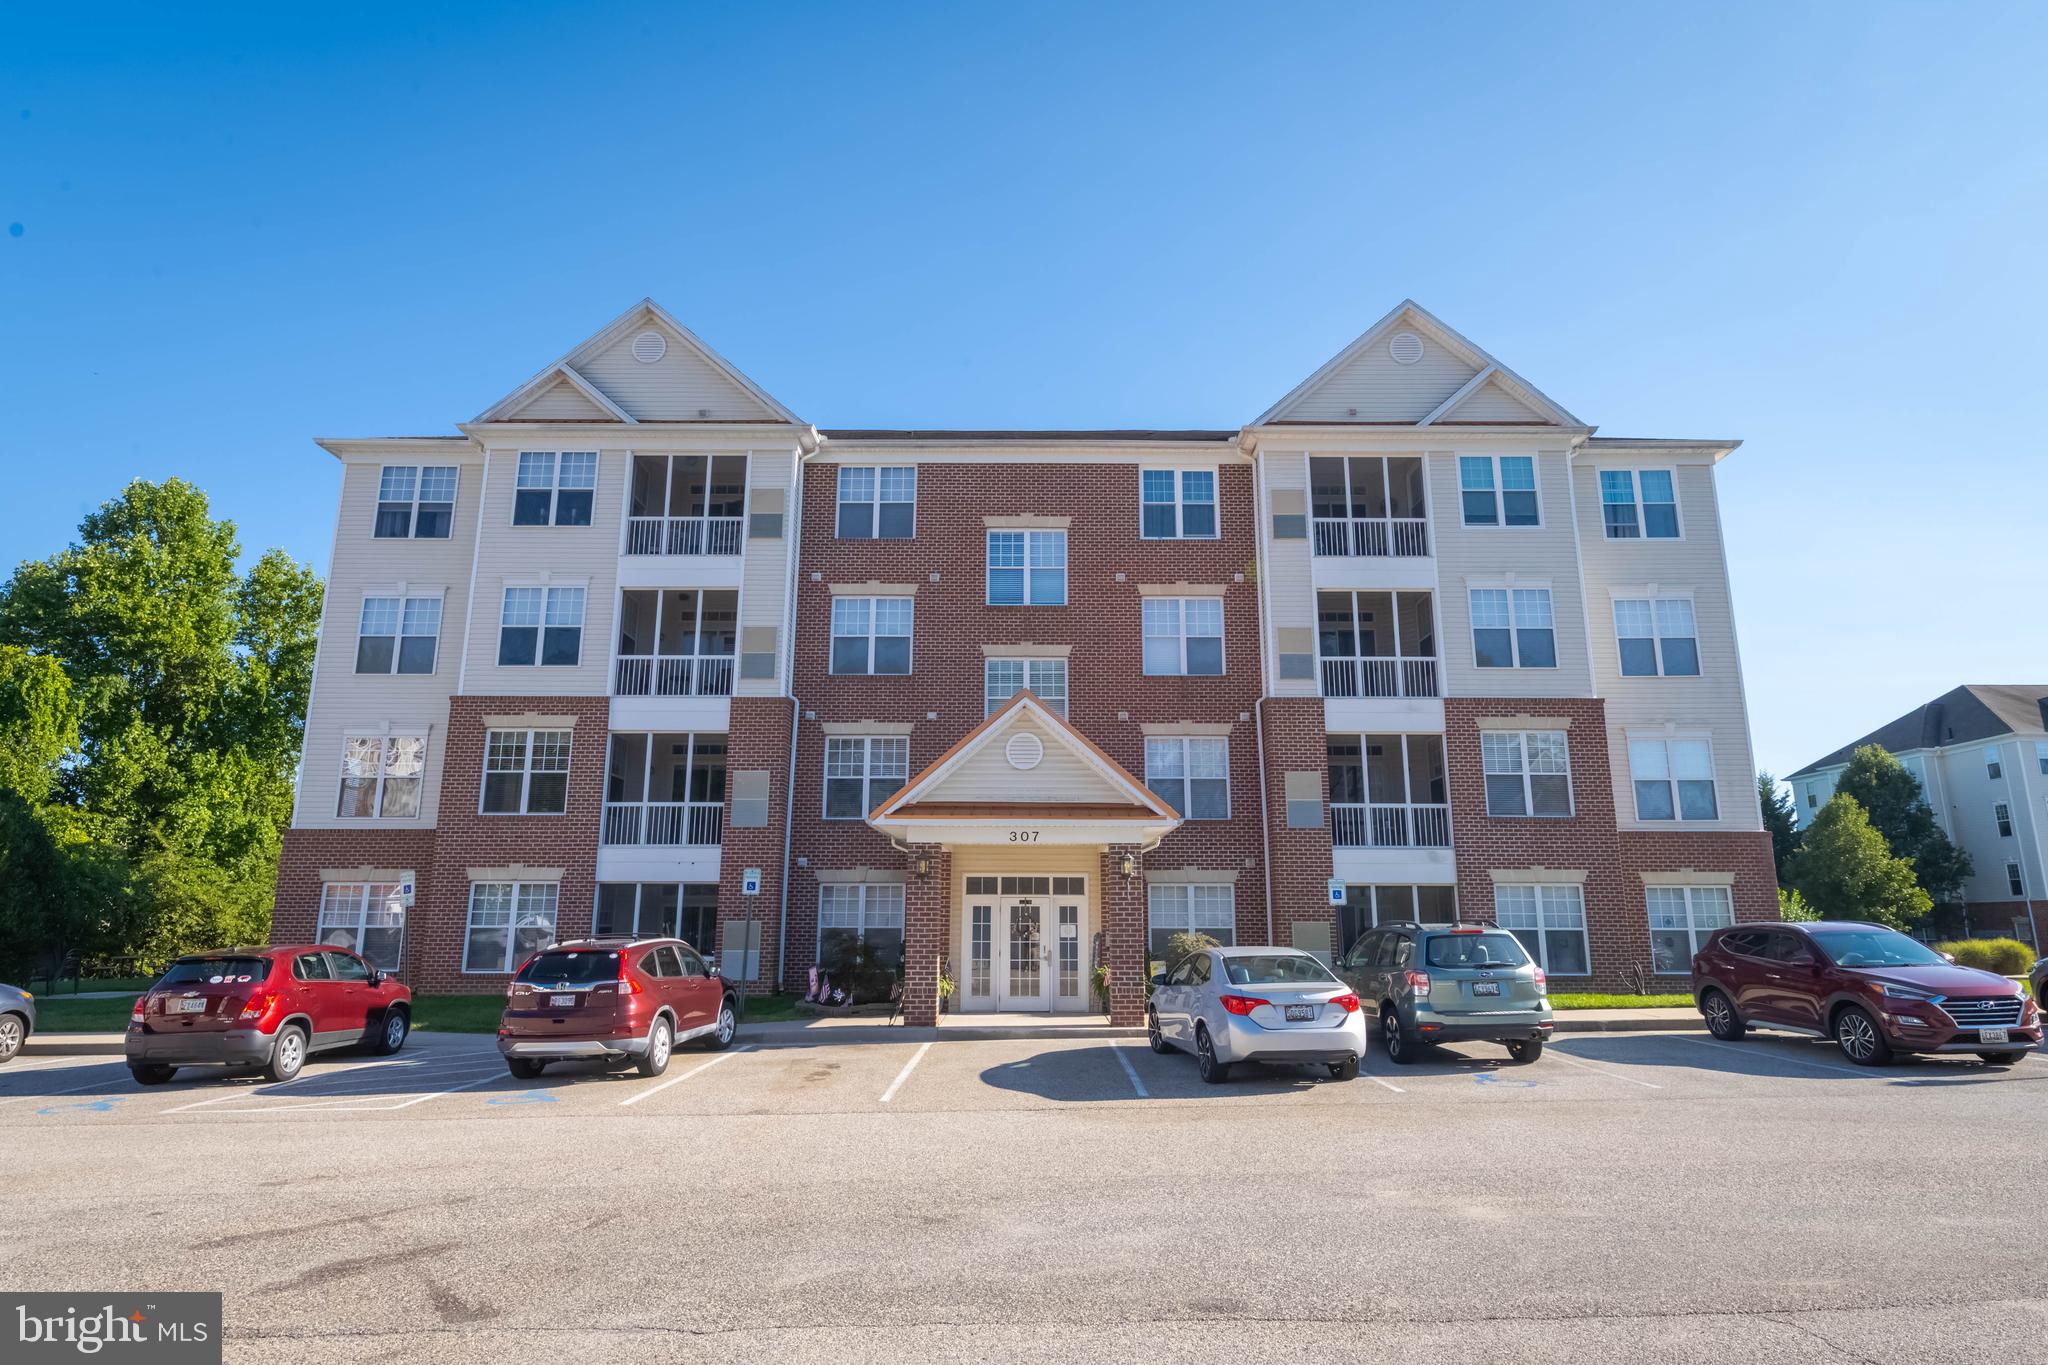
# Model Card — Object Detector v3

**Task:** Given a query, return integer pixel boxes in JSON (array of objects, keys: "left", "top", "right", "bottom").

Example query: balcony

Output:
[
  {"left": 1319, "top": 657, "right": 1439, "bottom": 700},
  {"left": 603, "top": 732, "right": 726, "bottom": 848},
  {"left": 1329, "top": 733, "right": 1450, "bottom": 850},
  {"left": 614, "top": 590, "right": 736, "bottom": 698},
  {"left": 1318, "top": 590, "right": 1438, "bottom": 699},
  {"left": 1310, "top": 455, "right": 1429, "bottom": 558},
  {"left": 1312, "top": 517, "right": 1429, "bottom": 559},
  {"left": 613, "top": 655, "right": 735, "bottom": 698},
  {"left": 624, "top": 516, "right": 743, "bottom": 557},
  {"left": 1330, "top": 801, "right": 1452, "bottom": 849},
  {"left": 625, "top": 454, "right": 747, "bottom": 557},
  {"left": 601, "top": 800, "right": 724, "bottom": 847}
]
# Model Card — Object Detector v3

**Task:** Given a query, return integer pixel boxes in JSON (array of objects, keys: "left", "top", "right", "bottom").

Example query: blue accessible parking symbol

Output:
[
  {"left": 38, "top": 1097, "right": 125, "bottom": 1115},
  {"left": 487, "top": 1090, "right": 558, "bottom": 1106}
]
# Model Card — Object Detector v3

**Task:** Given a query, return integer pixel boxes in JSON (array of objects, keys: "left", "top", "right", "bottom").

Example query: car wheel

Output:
[
  {"left": 636, "top": 1016, "right": 674, "bottom": 1078},
  {"left": 1700, "top": 989, "right": 1745, "bottom": 1040},
  {"left": 0, "top": 1012, "right": 26, "bottom": 1063},
  {"left": 1976, "top": 1051, "right": 2028, "bottom": 1066},
  {"left": 1194, "top": 1025, "right": 1232, "bottom": 1084},
  {"left": 1328, "top": 1057, "right": 1360, "bottom": 1082},
  {"left": 264, "top": 1025, "right": 308, "bottom": 1083},
  {"left": 1380, "top": 1007, "right": 1416, "bottom": 1065},
  {"left": 703, "top": 998, "right": 737, "bottom": 1052},
  {"left": 129, "top": 1064, "right": 176, "bottom": 1085},
  {"left": 372, "top": 1008, "right": 409, "bottom": 1056},
  {"left": 1832, "top": 1006, "right": 1892, "bottom": 1066},
  {"left": 1146, "top": 1009, "right": 1172, "bottom": 1054},
  {"left": 506, "top": 1057, "right": 546, "bottom": 1080},
  {"left": 1505, "top": 1039, "right": 1544, "bottom": 1064}
]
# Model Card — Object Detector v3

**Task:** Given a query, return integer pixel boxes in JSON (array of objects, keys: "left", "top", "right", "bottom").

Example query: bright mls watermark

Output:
[{"left": 5, "top": 1294, "right": 220, "bottom": 1362}]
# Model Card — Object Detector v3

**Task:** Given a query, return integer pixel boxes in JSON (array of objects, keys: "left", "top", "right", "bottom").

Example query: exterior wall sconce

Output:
[
  {"left": 915, "top": 856, "right": 932, "bottom": 877},
  {"left": 1120, "top": 854, "right": 1136, "bottom": 878}
]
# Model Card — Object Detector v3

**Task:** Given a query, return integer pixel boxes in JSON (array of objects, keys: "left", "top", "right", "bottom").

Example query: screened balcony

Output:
[
  {"left": 1318, "top": 590, "right": 1438, "bottom": 699},
  {"left": 625, "top": 454, "right": 747, "bottom": 556},
  {"left": 1310, "top": 455, "right": 1429, "bottom": 558},
  {"left": 1328, "top": 734, "right": 1450, "bottom": 849},
  {"left": 602, "top": 732, "right": 726, "bottom": 847},
  {"left": 612, "top": 589, "right": 737, "bottom": 697}
]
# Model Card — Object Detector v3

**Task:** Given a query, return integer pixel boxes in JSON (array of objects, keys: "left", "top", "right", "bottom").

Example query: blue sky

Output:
[{"left": 4, "top": 2, "right": 2045, "bottom": 781}]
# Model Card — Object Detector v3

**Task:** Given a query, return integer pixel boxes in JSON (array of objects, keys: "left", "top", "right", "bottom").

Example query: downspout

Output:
[
  {"left": 774, "top": 430, "right": 818, "bottom": 991},
  {"left": 1247, "top": 431, "right": 1278, "bottom": 944}
]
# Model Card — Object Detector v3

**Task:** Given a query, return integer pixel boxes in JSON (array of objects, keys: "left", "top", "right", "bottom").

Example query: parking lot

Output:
[{"left": 5, "top": 1028, "right": 2044, "bottom": 1364}]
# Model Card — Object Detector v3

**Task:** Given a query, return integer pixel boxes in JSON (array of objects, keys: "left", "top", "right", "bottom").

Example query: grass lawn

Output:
[
  {"left": 30, "top": 997, "right": 139, "bottom": 1032},
  {"left": 1550, "top": 992, "right": 1694, "bottom": 1011},
  {"left": 32, "top": 976, "right": 159, "bottom": 997}
]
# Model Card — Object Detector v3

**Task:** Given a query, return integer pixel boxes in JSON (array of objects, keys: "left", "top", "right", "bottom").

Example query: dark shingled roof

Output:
[{"left": 1789, "top": 685, "right": 2048, "bottom": 778}]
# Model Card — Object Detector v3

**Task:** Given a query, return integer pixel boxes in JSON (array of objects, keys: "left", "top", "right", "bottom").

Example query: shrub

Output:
[
  {"left": 1163, "top": 930, "right": 1220, "bottom": 970},
  {"left": 1933, "top": 938, "right": 2036, "bottom": 976}
]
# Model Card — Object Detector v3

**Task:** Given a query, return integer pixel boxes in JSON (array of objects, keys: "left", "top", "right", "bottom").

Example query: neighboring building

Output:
[
  {"left": 1788, "top": 685, "right": 2048, "bottom": 946},
  {"left": 275, "top": 298, "right": 1776, "bottom": 1022}
]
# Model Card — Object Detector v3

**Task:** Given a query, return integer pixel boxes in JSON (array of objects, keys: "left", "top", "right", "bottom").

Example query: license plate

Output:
[
  {"left": 549, "top": 994, "right": 577, "bottom": 1009},
  {"left": 1471, "top": 981, "right": 1502, "bottom": 997},
  {"left": 1980, "top": 1027, "right": 2009, "bottom": 1045},
  {"left": 168, "top": 997, "right": 206, "bottom": 1014},
  {"left": 1284, "top": 1004, "right": 1316, "bottom": 1022}
]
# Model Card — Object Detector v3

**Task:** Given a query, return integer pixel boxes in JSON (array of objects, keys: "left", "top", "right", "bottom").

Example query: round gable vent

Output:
[
  {"left": 631, "top": 330, "right": 667, "bottom": 364},
  {"left": 1388, "top": 332, "right": 1424, "bottom": 365},
  {"left": 1005, "top": 732, "right": 1045, "bottom": 771}
]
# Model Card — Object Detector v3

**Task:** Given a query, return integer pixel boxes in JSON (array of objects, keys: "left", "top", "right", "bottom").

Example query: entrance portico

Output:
[{"left": 867, "top": 693, "right": 1181, "bottom": 1026}]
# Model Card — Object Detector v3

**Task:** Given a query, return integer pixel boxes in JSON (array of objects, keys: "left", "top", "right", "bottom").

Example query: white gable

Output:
[
  {"left": 919, "top": 709, "right": 1136, "bottom": 808},
  {"left": 1434, "top": 372, "right": 1552, "bottom": 423},
  {"left": 508, "top": 371, "right": 624, "bottom": 422},
  {"left": 1279, "top": 331, "right": 1479, "bottom": 423}
]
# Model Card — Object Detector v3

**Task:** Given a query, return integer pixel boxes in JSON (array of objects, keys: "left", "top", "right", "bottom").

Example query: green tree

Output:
[
  {"left": 1786, "top": 794, "right": 1933, "bottom": 930},
  {"left": 1833, "top": 745, "right": 1972, "bottom": 906},
  {"left": 0, "top": 645, "right": 79, "bottom": 802},
  {"left": 1757, "top": 771, "right": 1800, "bottom": 886}
]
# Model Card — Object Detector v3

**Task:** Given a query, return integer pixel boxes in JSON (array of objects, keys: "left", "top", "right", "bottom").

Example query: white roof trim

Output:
[
  {"left": 1416, "top": 364, "right": 1499, "bottom": 427},
  {"left": 552, "top": 364, "right": 637, "bottom": 424}
]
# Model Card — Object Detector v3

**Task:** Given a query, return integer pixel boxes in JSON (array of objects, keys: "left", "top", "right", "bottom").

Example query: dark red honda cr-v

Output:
[
  {"left": 1692, "top": 920, "right": 2040, "bottom": 1066},
  {"left": 497, "top": 938, "right": 739, "bottom": 1079}
]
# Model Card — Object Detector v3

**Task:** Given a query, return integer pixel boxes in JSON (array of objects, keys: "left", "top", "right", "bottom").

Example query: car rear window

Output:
[
  {"left": 158, "top": 957, "right": 273, "bottom": 985},
  {"left": 515, "top": 950, "right": 621, "bottom": 985},
  {"left": 1424, "top": 932, "right": 1530, "bottom": 970},
  {"left": 1220, "top": 954, "right": 1338, "bottom": 986}
]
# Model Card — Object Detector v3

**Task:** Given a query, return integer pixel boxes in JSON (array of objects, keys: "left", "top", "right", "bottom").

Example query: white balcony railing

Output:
[
  {"left": 623, "top": 516, "right": 744, "bottom": 557},
  {"left": 612, "top": 654, "right": 737, "bottom": 698},
  {"left": 1331, "top": 802, "right": 1452, "bottom": 849},
  {"left": 1319, "top": 657, "right": 1439, "bottom": 699},
  {"left": 600, "top": 801, "right": 724, "bottom": 847},
  {"left": 1312, "top": 517, "right": 1429, "bottom": 558}
]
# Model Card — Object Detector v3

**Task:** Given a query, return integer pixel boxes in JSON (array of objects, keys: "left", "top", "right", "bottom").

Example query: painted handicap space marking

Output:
[
  {"left": 38, "top": 1096, "right": 125, "bottom": 1115},
  {"left": 487, "top": 1089, "right": 559, "bottom": 1106},
  {"left": 1473, "top": 1071, "right": 1537, "bottom": 1089}
]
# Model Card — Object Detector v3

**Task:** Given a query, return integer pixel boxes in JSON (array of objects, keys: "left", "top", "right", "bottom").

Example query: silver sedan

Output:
[
  {"left": 0, "top": 982, "right": 36, "bottom": 1064},
  {"left": 1147, "top": 946, "right": 1368, "bottom": 1083}
]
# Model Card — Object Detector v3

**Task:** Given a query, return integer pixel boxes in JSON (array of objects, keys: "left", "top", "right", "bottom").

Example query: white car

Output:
[{"left": 1147, "top": 946, "right": 1368, "bottom": 1083}]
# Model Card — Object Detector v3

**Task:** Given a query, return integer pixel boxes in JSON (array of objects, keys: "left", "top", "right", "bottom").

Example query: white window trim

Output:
[
  {"left": 834, "top": 465, "right": 917, "bottom": 540},
  {"left": 1994, "top": 801, "right": 2014, "bottom": 838},
  {"left": 1141, "top": 596, "right": 1226, "bottom": 677},
  {"left": 317, "top": 881, "right": 408, "bottom": 968},
  {"left": 1984, "top": 746, "right": 2003, "bottom": 779},
  {"left": 1145, "top": 883, "right": 1237, "bottom": 950},
  {"left": 1456, "top": 454, "right": 1543, "bottom": 529},
  {"left": 498, "top": 582, "right": 588, "bottom": 669},
  {"left": 374, "top": 464, "right": 458, "bottom": 540},
  {"left": 985, "top": 528, "right": 1068, "bottom": 606},
  {"left": 479, "top": 727, "right": 572, "bottom": 817},
  {"left": 1597, "top": 467, "right": 1684, "bottom": 541},
  {"left": 337, "top": 732, "right": 429, "bottom": 821},
  {"left": 356, "top": 591, "right": 446, "bottom": 677},
  {"left": 1608, "top": 587, "right": 1700, "bottom": 679},
  {"left": 511, "top": 450, "right": 598, "bottom": 528},
  {"left": 823, "top": 734, "right": 910, "bottom": 821},
  {"left": 1139, "top": 467, "right": 1220, "bottom": 540},
  {"left": 461, "top": 880, "right": 561, "bottom": 975},
  {"left": 816, "top": 883, "right": 907, "bottom": 961},
  {"left": 1480, "top": 730, "right": 1574, "bottom": 819},
  {"left": 829, "top": 596, "right": 915, "bottom": 676},
  {"left": 1468, "top": 581, "right": 1558, "bottom": 670},
  {"left": 1493, "top": 883, "right": 1591, "bottom": 977},
  {"left": 1646, "top": 884, "right": 1734, "bottom": 975},
  {"left": 1143, "top": 735, "right": 1232, "bottom": 821},
  {"left": 984, "top": 657, "right": 1068, "bottom": 716},
  {"left": 1627, "top": 732, "right": 1721, "bottom": 824},
  {"left": 2006, "top": 861, "right": 2026, "bottom": 897}
]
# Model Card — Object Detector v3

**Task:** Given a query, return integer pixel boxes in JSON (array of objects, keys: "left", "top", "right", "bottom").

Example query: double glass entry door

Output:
[{"left": 966, "top": 876, "right": 1086, "bottom": 1012}]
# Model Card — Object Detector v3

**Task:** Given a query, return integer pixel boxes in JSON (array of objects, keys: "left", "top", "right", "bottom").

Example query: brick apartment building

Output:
[{"left": 274, "top": 299, "right": 1776, "bottom": 1024}]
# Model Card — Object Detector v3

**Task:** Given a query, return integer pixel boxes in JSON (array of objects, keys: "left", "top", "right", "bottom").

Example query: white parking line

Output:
[
  {"left": 879, "top": 1041, "right": 932, "bottom": 1104},
  {"left": 619, "top": 1045, "right": 755, "bottom": 1108},
  {"left": 1675, "top": 1035, "right": 1871, "bottom": 1078},
  {"left": 1109, "top": 1041, "right": 1149, "bottom": 1098},
  {"left": 1360, "top": 1069, "right": 1405, "bottom": 1093},
  {"left": 0, "top": 1070, "right": 131, "bottom": 1107},
  {"left": 388, "top": 1072, "right": 507, "bottom": 1109},
  {"left": 1547, "top": 1048, "right": 1663, "bottom": 1089}
]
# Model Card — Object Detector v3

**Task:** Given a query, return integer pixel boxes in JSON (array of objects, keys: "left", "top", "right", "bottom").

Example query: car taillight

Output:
[
  {"left": 1405, "top": 969, "right": 1431, "bottom": 994},
  {"left": 1533, "top": 968, "right": 1548, "bottom": 994},
  {"left": 130, "top": 996, "right": 147, "bottom": 1024},
  {"left": 238, "top": 991, "right": 275, "bottom": 1022},
  {"left": 1330, "top": 993, "right": 1360, "bottom": 1013},
  {"left": 1450, "top": 927, "right": 1484, "bottom": 935},
  {"left": 1217, "top": 994, "right": 1269, "bottom": 1016},
  {"left": 618, "top": 962, "right": 643, "bottom": 996}
]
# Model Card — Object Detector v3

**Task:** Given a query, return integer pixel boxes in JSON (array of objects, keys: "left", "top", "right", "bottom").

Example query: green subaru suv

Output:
[{"left": 1335, "top": 922, "right": 1554, "bottom": 1064}]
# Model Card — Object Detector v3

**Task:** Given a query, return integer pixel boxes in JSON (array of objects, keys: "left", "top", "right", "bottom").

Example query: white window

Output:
[
  {"left": 986, "top": 530, "right": 1067, "bottom": 606},
  {"left": 375, "top": 465, "right": 457, "bottom": 539},
  {"left": 1613, "top": 596, "right": 1698, "bottom": 677},
  {"left": 1984, "top": 746, "right": 2003, "bottom": 780},
  {"left": 1480, "top": 730, "right": 1572, "bottom": 817},
  {"left": 1458, "top": 455, "right": 1538, "bottom": 527},
  {"left": 824, "top": 736, "right": 909, "bottom": 819},
  {"left": 1599, "top": 469, "right": 1679, "bottom": 539},
  {"left": 830, "top": 597, "right": 913, "bottom": 675},
  {"left": 498, "top": 586, "right": 584, "bottom": 667},
  {"left": 985, "top": 658, "right": 1067, "bottom": 716},
  {"left": 337, "top": 735, "right": 427, "bottom": 819},
  {"left": 836, "top": 466, "right": 916, "bottom": 539},
  {"left": 1470, "top": 587, "right": 1555, "bottom": 668},
  {"left": 512, "top": 451, "right": 597, "bottom": 527},
  {"left": 2037, "top": 741, "right": 2048, "bottom": 776},
  {"left": 356, "top": 595, "right": 441, "bottom": 675},
  {"left": 2007, "top": 861, "right": 2026, "bottom": 897},
  {"left": 317, "top": 882, "right": 407, "bottom": 969},
  {"left": 1995, "top": 802, "right": 2014, "bottom": 838},
  {"left": 480, "top": 729, "right": 571, "bottom": 815},
  {"left": 1630, "top": 736, "right": 1719, "bottom": 821},
  {"left": 1146, "top": 884, "right": 1235, "bottom": 959},
  {"left": 817, "top": 884, "right": 906, "bottom": 970},
  {"left": 1144, "top": 737, "right": 1230, "bottom": 819},
  {"left": 1647, "top": 885, "right": 1733, "bottom": 973},
  {"left": 1494, "top": 884, "right": 1589, "bottom": 975},
  {"left": 1141, "top": 468, "right": 1218, "bottom": 539},
  {"left": 1141, "top": 597, "right": 1224, "bottom": 676},
  {"left": 463, "top": 881, "right": 559, "bottom": 973}
]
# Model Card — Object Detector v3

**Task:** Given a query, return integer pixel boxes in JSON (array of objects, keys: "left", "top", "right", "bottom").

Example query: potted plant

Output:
[{"left": 937, "top": 971, "right": 957, "bottom": 1015}]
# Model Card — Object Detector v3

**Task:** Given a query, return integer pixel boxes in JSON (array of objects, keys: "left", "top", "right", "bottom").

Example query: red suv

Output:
[
  {"left": 126, "top": 947, "right": 413, "bottom": 1085},
  {"left": 1692, "top": 920, "right": 2040, "bottom": 1066},
  {"left": 498, "top": 938, "right": 738, "bottom": 1079}
]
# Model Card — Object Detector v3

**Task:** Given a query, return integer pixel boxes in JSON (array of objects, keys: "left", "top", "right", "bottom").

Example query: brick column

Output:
[
  {"left": 718, "top": 695, "right": 794, "bottom": 997},
  {"left": 1100, "top": 845, "right": 1148, "bottom": 1026},
  {"left": 901, "top": 844, "right": 951, "bottom": 1026}
]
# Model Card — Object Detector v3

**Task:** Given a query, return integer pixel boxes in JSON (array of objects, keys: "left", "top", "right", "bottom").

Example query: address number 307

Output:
[{"left": 1006, "top": 830, "right": 1040, "bottom": 843}]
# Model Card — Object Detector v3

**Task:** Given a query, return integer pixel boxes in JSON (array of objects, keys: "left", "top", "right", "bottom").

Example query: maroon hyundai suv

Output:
[
  {"left": 498, "top": 938, "right": 738, "bottom": 1079},
  {"left": 1692, "top": 920, "right": 2040, "bottom": 1066}
]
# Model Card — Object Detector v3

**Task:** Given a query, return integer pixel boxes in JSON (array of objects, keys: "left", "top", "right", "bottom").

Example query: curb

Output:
[{"left": 1551, "top": 1017, "right": 1699, "bottom": 1034}]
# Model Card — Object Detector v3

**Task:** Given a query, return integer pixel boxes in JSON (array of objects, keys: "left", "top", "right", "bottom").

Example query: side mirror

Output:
[
  {"left": 372, "top": 970, "right": 390, "bottom": 986},
  {"left": 708, "top": 962, "right": 722, "bottom": 978},
  {"left": 1940, "top": 952, "right": 1956, "bottom": 964},
  {"left": 1151, "top": 972, "right": 1168, "bottom": 987}
]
